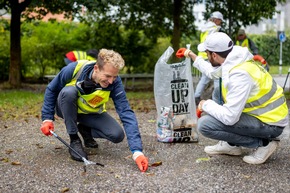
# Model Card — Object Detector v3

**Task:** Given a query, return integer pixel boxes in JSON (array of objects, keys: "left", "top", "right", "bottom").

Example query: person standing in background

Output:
[
  {"left": 64, "top": 49, "right": 99, "bottom": 65},
  {"left": 195, "top": 11, "right": 225, "bottom": 105},
  {"left": 236, "top": 29, "right": 259, "bottom": 55}
]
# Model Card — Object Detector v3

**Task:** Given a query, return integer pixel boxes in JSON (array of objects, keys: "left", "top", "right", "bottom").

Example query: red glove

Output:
[
  {"left": 196, "top": 108, "right": 202, "bottom": 118},
  {"left": 176, "top": 48, "right": 191, "bottom": 58},
  {"left": 40, "top": 121, "right": 54, "bottom": 136},
  {"left": 133, "top": 152, "right": 149, "bottom": 172},
  {"left": 253, "top": 55, "right": 266, "bottom": 65}
]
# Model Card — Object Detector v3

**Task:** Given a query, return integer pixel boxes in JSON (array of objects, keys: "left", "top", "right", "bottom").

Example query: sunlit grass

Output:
[
  {"left": 269, "top": 65, "right": 290, "bottom": 75},
  {"left": 0, "top": 89, "right": 156, "bottom": 120},
  {"left": 0, "top": 90, "right": 44, "bottom": 119}
]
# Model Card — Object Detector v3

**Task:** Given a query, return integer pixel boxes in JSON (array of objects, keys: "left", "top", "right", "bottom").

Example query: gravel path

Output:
[{"left": 1, "top": 109, "right": 290, "bottom": 193}]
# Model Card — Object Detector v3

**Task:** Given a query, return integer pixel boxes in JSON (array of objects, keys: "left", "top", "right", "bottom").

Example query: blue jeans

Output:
[
  {"left": 198, "top": 114, "right": 284, "bottom": 148},
  {"left": 55, "top": 86, "right": 124, "bottom": 143},
  {"left": 211, "top": 78, "right": 223, "bottom": 105},
  {"left": 195, "top": 74, "right": 220, "bottom": 102},
  {"left": 197, "top": 87, "right": 284, "bottom": 148}
]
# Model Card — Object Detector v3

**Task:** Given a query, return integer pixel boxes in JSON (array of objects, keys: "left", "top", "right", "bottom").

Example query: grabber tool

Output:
[{"left": 50, "top": 131, "right": 104, "bottom": 172}]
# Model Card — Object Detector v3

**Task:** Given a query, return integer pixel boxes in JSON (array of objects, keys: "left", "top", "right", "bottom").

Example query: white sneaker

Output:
[
  {"left": 204, "top": 141, "right": 242, "bottom": 155},
  {"left": 243, "top": 141, "right": 279, "bottom": 164}
]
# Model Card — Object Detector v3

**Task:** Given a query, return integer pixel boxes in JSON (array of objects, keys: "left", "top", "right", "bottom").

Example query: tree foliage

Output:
[
  {"left": 204, "top": 0, "right": 287, "bottom": 38},
  {"left": 1, "top": 0, "right": 87, "bottom": 88},
  {"left": 77, "top": 0, "right": 202, "bottom": 60},
  {"left": 1, "top": 0, "right": 288, "bottom": 87}
]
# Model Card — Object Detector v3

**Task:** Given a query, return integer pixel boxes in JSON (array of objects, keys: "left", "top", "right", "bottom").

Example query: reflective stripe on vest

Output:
[
  {"left": 222, "top": 60, "right": 288, "bottom": 124},
  {"left": 65, "top": 60, "right": 110, "bottom": 114},
  {"left": 66, "top": 60, "right": 96, "bottom": 86},
  {"left": 73, "top": 51, "right": 87, "bottom": 60}
]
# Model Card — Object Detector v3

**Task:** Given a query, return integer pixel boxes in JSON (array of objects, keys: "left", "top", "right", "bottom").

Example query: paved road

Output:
[
  {"left": 273, "top": 74, "right": 289, "bottom": 91},
  {"left": 1, "top": 110, "right": 290, "bottom": 193}
]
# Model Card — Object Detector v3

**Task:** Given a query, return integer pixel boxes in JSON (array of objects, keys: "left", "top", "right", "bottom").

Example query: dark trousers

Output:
[{"left": 56, "top": 86, "right": 124, "bottom": 143}]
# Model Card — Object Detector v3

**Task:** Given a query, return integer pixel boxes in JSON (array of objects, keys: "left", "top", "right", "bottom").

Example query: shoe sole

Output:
[
  {"left": 205, "top": 151, "right": 242, "bottom": 156},
  {"left": 85, "top": 143, "right": 98, "bottom": 148},
  {"left": 204, "top": 147, "right": 242, "bottom": 156},
  {"left": 243, "top": 143, "right": 278, "bottom": 164},
  {"left": 70, "top": 156, "right": 84, "bottom": 162}
]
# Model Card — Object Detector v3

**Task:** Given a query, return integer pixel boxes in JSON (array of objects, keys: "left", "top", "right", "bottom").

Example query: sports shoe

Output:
[
  {"left": 78, "top": 124, "right": 98, "bottom": 148},
  {"left": 243, "top": 141, "right": 278, "bottom": 164},
  {"left": 69, "top": 138, "right": 88, "bottom": 162},
  {"left": 204, "top": 141, "right": 242, "bottom": 155}
]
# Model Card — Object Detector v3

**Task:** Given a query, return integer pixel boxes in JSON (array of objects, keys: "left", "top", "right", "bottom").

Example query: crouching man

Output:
[{"left": 40, "top": 48, "right": 148, "bottom": 172}]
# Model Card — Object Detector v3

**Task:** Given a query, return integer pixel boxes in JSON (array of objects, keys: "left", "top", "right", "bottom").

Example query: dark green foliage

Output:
[
  {"left": 204, "top": 0, "right": 286, "bottom": 38},
  {"left": 0, "top": 21, "right": 9, "bottom": 80},
  {"left": 251, "top": 33, "right": 290, "bottom": 66},
  {"left": 0, "top": 20, "right": 160, "bottom": 79}
]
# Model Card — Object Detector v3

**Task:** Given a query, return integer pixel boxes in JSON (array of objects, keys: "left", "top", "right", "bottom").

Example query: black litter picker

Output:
[{"left": 50, "top": 131, "right": 104, "bottom": 172}]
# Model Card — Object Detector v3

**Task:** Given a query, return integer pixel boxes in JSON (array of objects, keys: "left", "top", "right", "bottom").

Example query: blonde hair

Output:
[{"left": 97, "top": 49, "right": 125, "bottom": 70}]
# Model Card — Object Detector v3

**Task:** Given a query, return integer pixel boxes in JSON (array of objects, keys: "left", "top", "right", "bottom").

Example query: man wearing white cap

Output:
[
  {"left": 195, "top": 11, "right": 225, "bottom": 105},
  {"left": 176, "top": 32, "right": 289, "bottom": 164}
]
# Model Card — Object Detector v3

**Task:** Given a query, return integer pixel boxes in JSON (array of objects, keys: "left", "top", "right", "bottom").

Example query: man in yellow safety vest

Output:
[
  {"left": 236, "top": 29, "right": 259, "bottom": 55},
  {"left": 176, "top": 32, "right": 289, "bottom": 165},
  {"left": 41, "top": 49, "right": 149, "bottom": 172}
]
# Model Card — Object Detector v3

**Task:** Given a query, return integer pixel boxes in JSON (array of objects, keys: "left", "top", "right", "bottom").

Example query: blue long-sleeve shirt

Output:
[{"left": 41, "top": 61, "right": 143, "bottom": 152}]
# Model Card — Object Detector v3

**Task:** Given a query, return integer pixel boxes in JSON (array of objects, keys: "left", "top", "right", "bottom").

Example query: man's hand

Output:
[
  {"left": 196, "top": 100, "right": 206, "bottom": 118},
  {"left": 133, "top": 152, "right": 149, "bottom": 172},
  {"left": 40, "top": 120, "right": 54, "bottom": 136},
  {"left": 196, "top": 109, "right": 202, "bottom": 118},
  {"left": 176, "top": 48, "right": 191, "bottom": 58}
]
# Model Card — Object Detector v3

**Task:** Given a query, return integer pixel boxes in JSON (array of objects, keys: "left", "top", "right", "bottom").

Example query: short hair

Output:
[
  {"left": 208, "top": 47, "right": 233, "bottom": 59},
  {"left": 97, "top": 49, "right": 125, "bottom": 70}
]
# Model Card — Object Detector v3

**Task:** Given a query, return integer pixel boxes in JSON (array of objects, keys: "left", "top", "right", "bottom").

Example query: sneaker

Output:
[
  {"left": 69, "top": 138, "right": 88, "bottom": 162},
  {"left": 243, "top": 141, "right": 278, "bottom": 164},
  {"left": 78, "top": 124, "right": 98, "bottom": 148},
  {"left": 204, "top": 141, "right": 242, "bottom": 155}
]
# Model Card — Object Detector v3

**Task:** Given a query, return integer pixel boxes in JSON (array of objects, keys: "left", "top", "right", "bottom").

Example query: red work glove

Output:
[
  {"left": 176, "top": 48, "right": 191, "bottom": 58},
  {"left": 196, "top": 108, "right": 202, "bottom": 118},
  {"left": 40, "top": 120, "right": 54, "bottom": 136},
  {"left": 133, "top": 152, "right": 149, "bottom": 172},
  {"left": 196, "top": 100, "right": 205, "bottom": 118},
  {"left": 253, "top": 55, "right": 266, "bottom": 65}
]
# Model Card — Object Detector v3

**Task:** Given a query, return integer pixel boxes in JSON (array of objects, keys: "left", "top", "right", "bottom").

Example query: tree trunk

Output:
[
  {"left": 172, "top": 0, "right": 182, "bottom": 62},
  {"left": 9, "top": 0, "right": 32, "bottom": 88},
  {"left": 9, "top": 1, "right": 22, "bottom": 88}
]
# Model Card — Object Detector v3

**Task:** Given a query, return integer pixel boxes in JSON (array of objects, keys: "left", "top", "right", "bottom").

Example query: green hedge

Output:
[
  {"left": 1, "top": 19, "right": 290, "bottom": 81},
  {"left": 251, "top": 33, "right": 290, "bottom": 67}
]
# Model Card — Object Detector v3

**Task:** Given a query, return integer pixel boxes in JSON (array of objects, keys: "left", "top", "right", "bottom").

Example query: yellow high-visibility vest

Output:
[
  {"left": 236, "top": 39, "right": 249, "bottom": 49},
  {"left": 66, "top": 60, "right": 110, "bottom": 114},
  {"left": 72, "top": 51, "right": 87, "bottom": 60},
  {"left": 222, "top": 60, "right": 288, "bottom": 125},
  {"left": 198, "top": 26, "right": 219, "bottom": 59}
]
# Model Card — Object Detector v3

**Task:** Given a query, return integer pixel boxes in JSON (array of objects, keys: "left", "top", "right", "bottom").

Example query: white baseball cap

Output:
[
  {"left": 210, "top": 11, "right": 224, "bottom": 21},
  {"left": 197, "top": 32, "right": 234, "bottom": 52}
]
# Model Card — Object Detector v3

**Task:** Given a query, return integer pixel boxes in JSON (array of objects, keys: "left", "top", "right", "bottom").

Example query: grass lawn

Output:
[
  {"left": 269, "top": 65, "right": 290, "bottom": 75},
  {"left": 0, "top": 88, "right": 155, "bottom": 120}
]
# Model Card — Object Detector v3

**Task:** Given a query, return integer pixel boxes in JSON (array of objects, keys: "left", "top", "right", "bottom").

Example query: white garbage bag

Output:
[{"left": 154, "top": 46, "right": 199, "bottom": 142}]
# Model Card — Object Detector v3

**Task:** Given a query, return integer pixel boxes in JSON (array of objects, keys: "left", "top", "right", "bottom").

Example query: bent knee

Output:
[
  {"left": 111, "top": 131, "right": 125, "bottom": 143},
  {"left": 197, "top": 115, "right": 213, "bottom": 136}
]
